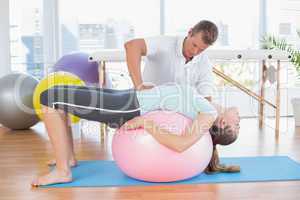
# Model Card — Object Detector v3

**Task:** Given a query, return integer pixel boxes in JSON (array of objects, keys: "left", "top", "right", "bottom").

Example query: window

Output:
[
  {"left": 164, "top": 0, "right": 262, "bottom": 93},
  {"left": 9, "top": 0, "right": 44, "bottom": 79},
  {"left": 266, "top": 0, "right": 300, "bottom": 86},
  {"left": 267, "top": 0, "right": 300, "bottom": 43},
  {"left": 58, "top": 0, "right": 161, "bottom": 90},
  {"left": 59, "top": 0, "right": 160, "bottom": 55},
  {"left": 165, "top": 0, "right": 260, "bottom": 49}
]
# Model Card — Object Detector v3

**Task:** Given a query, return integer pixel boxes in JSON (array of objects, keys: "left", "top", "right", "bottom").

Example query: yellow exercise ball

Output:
[{"left": 33, "top": 72, "right": 85, "bottom": 123}]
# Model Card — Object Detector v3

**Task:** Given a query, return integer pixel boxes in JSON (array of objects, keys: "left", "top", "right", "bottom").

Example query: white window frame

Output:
[
  {"left": 0, "top": 0, "right": 11, "bottom": 77},
  {"left": 43, "top": 0, "right": 60, "bottom": 75},
  {"left": 160, "top": 0, "right": 165, "bottom": 35}
]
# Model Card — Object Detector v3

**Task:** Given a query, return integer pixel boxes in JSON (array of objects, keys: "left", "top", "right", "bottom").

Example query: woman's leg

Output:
[
  {"left": 47, "top": 110, "right": 77, "bottom": 167},
  {"left": 32, "top": 105, "right": 73, "bottom": 186},
  {"left": 32, "top": 85, "right": 140, "bottom": 186}
]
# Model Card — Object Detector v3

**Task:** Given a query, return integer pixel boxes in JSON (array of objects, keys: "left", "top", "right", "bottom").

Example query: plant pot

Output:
[{"left": 291, "top": 98, "right": 300, "bottom": 127}]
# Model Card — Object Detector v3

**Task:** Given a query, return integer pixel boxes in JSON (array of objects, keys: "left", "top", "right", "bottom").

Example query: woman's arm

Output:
[
  {"left": 126, "top": 113, "right": 215, "bottom": 153},
  {"left": 146, "top": 113, "right": 215, "bottom": 153},
  {"left": 210, "top": 102, "right": 224, "bottom": 115}
]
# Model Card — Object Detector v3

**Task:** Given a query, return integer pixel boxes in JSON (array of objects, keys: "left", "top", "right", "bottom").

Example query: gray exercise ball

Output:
[{"left": 0, "top": 73, "right": 39, "bottom": 130}]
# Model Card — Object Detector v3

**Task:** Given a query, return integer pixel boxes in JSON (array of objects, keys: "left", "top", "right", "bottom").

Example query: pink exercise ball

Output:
[{"left": 112, "top": 111, "right": 213, "bottom": 182}]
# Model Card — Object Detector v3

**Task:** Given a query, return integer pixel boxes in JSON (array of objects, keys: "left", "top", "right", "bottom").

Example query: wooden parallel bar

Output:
[
  {"left": 99, "top": 61, "right": 107, "bottom": 142},
  {"left": 275, "top": 60, "right": 281, "bottom": 138},
  {"left": 259, "top": 60, "right": 267, "bottom": 129},
  {"left": 213, "top": 67, "right": 276, "bottom": 109}
]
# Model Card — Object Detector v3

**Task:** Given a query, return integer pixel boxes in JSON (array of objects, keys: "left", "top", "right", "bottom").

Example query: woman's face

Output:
[
  {"left": 224, "top": 107, "right": 240, "bottom": 134},
  {"left": 217, "top": 107, "right": 240, "bottom": 135}
]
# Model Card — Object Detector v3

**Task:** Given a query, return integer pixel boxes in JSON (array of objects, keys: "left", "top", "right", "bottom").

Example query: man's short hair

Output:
[{"left": 192, "top": 20, "right": 218, "bottom": 45}]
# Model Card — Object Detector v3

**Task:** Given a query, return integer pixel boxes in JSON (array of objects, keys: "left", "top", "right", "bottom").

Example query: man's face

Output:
[{"left": 183, "top": 31, "right": 209, "bottom": 59}]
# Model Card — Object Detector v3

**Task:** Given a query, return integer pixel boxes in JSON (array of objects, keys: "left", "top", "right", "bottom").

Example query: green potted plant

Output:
[{"left": 261, "top": 34, "right": 300, "bottom": 126}]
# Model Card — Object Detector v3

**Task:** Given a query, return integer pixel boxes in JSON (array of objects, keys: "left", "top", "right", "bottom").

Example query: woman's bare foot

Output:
[
  {"left": 31, "top": 169, "right": 72, "bottom": 187},
  {"left": 47, "top": 159, "right": 77, "bottom": 167}
]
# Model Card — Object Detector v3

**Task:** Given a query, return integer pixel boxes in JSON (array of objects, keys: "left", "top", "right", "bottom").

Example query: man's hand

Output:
[{"left": 136, "top": 83, "right": 155, "bottom": 91}]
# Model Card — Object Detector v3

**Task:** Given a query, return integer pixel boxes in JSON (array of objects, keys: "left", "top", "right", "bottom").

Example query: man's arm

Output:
[
  {"left": 144, "top": 113, "right": 215, "bottom": 153},
  {"left": 124, "top": 39, "right": 147, "bottom": 89}
]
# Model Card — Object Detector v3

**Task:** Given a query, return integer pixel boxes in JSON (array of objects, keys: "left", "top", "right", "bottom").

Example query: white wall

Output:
[{"left": 0, "top": 0, "right": 11, "bottom": 77}]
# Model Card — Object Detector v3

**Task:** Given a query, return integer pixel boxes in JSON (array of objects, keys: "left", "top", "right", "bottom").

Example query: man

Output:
[{"left": 124, "top": 20, "right": 218, "bottom": 101}]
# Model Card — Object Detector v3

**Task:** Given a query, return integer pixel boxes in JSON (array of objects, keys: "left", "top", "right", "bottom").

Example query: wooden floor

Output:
[{"left": 1, "top": 117, "right": 300, "bottom": 200}]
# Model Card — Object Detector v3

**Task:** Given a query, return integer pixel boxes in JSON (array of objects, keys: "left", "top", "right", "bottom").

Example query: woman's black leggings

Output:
[{"left": 40, "top": 85, "right": 140, "bottom": 128}]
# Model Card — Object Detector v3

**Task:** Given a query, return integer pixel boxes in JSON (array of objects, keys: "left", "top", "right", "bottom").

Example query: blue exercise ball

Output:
[{"left": 0, "top": 73, "right": 39, "bottom": 130}]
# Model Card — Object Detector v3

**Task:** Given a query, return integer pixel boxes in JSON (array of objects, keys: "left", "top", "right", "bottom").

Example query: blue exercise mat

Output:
[{"left": 44, "top": 156, "right": 300, "bottom": 188}]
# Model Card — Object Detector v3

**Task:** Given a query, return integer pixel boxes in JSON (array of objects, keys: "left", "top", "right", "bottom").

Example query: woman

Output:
[{"left": 31, "top": 84, "right": 240, "bottom": 186}]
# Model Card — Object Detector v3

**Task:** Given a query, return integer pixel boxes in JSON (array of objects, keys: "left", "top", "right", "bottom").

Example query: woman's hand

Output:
[{"left": 124, "top": 116, "right": 154, "bottom": 130}]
